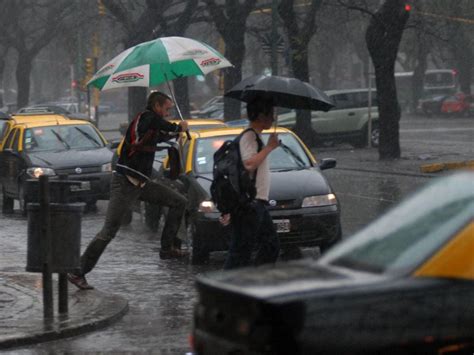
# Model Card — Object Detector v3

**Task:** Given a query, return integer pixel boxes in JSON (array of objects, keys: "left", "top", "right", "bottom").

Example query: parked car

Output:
[
  {"left": 153, "top": 126, "right": 340, "bottom": 264},
  {"left": 441, "top": 92, "right": 474, "bottom": 116},
  {"left": 417, "top": 93, "right": 450, "bottom": 117},
  {"left": 192, "top": 171, "right": 474, "bottom": 355},
  {"left": 277, "top": 88, "right": 379, "bottom": 148},
  {"left": 0, "top": 114, "right": 113, "bottom": 215}
]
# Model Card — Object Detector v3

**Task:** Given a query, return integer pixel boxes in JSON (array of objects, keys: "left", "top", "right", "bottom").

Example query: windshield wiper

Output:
[
  {"left": 74, "top": 127, "right": 101, "bottom": 147},
  {"left": 51, "top": 130, "right": 70, "bottom": 150},
  {"left": 279, "top": 142, "right": 306, "bottom": 168}
]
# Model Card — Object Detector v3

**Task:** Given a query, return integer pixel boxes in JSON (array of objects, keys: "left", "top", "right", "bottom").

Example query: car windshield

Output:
[
  {"left": 193, "top": 132, "right": 312, "bottom": 174},
  {"left": 24, "top": 124, "right": 104, "bottom": 152},
  {"left": 320, "top": 173, "right": 474, "bottom": 275}
]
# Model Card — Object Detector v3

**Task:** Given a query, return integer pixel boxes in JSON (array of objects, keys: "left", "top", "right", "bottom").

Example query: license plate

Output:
[
  {"left": 273, "top": 219, "right": 290, "bottom": 233},
  {"left": 70, "top": 181, "right": 91, "bottom": 192}
]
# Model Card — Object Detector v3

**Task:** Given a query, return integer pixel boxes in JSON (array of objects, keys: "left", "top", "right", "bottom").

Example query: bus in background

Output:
[{"left": 394, "top": 69, "right": 458, "bottom": 113}]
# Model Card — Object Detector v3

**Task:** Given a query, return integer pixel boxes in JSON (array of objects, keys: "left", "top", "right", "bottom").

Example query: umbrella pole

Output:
[
  {"left": 164, "top": 73, "right": 191, "bottom": 139},
  {"left": 163, "top": 73, "right": 184, "bottom": 121}
]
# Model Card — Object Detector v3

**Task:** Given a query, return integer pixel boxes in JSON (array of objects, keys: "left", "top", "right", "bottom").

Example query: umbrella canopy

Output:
[
  {"left": 88, "top": 36, "right": 232, "bottom": 91},
  {"left": 224, "top": 74, "right": 334, "bottom": 112}
]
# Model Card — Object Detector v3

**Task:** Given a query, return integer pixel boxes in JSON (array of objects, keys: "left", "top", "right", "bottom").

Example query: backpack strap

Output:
[
  {"left": 236, "top": 127, "right": 264, "bottom": 181},
  {"left": 238, "top": 127, "right": 263, "bottom": 152}
]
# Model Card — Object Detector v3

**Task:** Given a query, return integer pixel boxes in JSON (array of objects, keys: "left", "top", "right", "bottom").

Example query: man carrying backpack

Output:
[
  {"left": 68, "top": 92, "right": 189, "bottom": 290},
  {"left": 223, "top": 95, "right": 280, "bottom": 269}
]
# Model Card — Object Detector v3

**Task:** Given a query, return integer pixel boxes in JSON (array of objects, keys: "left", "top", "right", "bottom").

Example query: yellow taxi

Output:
[
  {"left": 157, "top": 126, "right": 340, "bottom": 264},
  {"left": 193, "top": 172, "right": 474, "bottom": 354},
  {"left": 0, "top": 114, "right": 113, "bottom": 215}
]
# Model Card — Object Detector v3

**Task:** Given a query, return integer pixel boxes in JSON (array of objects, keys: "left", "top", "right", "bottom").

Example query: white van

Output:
[{"left": 278, "top": 88, "right": 379, "bottom": 148}]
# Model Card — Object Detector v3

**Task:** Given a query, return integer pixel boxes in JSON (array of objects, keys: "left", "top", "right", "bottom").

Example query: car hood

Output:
[
  {"left": 194, "top": 168, "right": 332, "bottom": 200},
  {"left": 196, "top": 260, "right": 385, "bottom": 303},
  {"left": 27, "top": 148, "right": 113, "bottom": 169}
]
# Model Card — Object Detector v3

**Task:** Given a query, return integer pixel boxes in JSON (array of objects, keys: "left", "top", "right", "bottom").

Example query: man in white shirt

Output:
[{"left": 223, "top": 96, "right": 280, "bottom": 269}]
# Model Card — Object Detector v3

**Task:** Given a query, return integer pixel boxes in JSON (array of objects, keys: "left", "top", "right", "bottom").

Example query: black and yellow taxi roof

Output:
[
  {"left": 182, "top": 126, "right": 317, "bottom": 173},
  {"left": 1, "top": 114, "right": 106, "bottom": 151}
]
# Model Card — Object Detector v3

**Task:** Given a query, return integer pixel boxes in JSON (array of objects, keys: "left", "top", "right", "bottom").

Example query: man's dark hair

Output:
[
  {"left": 146, "top": 91, "right": 172, "bottom": 110},
  {"left": 247, "top": 95, "right": 274, "bottom": 121}
]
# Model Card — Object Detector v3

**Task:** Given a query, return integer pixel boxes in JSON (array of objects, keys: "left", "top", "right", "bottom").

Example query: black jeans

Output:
[
  {"left": 224, "top": 200, "right": 280, "bottom": 270},
  {"left": 79, "top": 173, "right": 187, "bottom": 275}
]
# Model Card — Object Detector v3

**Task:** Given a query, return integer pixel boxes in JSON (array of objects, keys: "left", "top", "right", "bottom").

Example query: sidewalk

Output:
[
  {"left": 314, "top": 144, "right": 473, "bottom": 177},
  {"left": 0, "top": 272, "right": 128, "bottom": 350}
]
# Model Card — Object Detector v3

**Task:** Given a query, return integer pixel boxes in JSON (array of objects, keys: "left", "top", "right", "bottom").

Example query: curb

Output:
[
  {"left": 0, "top": 274, "right": 129, "bottom": 350},
  {"left": 420, "top": 160, "right": 474, "bottom": 173}
]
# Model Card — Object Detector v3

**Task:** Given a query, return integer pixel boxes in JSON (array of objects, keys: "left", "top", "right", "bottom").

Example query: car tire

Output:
[
  {"left": 2, "top": 187, "right": 14, "bottom": 214},
  {"left": 190, "top": 222, "right": 210, "bottom": 265},
  {"left": 352, "top": 123, "right": 379, "bottom": 148},
  {"left": 319, "top": 224, "right": 342, "bottom": 254},
  {"left": 145, "top": 202, "right": 162, "bottom": 232}
]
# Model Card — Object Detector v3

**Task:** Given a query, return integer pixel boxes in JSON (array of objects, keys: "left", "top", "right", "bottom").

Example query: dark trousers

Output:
[
  {"left": 224, "top": 200, "right": 280, "bottom": 270},
  {"left": 79, "top": 173, "right": 187, "bottom": 275}
]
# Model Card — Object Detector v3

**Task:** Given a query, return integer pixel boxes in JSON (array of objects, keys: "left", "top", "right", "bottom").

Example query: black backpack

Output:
[{"left": 210, "top": 128, "right": 263, "bottom": 214}]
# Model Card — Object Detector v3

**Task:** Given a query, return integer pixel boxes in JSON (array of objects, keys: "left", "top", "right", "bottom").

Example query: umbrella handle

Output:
[{"left": 164, "top": 74, "right": 191, "bottom": 140}]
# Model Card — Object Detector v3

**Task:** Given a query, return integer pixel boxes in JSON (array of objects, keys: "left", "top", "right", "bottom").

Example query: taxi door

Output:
[{"left": 0, "top": 128, "right": 22, "bottom": 194}]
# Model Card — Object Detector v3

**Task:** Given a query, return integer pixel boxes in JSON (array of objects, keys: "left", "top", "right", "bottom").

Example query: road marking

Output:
[{"left": 400, "top": 127, "right": 474, "bottom": 133}]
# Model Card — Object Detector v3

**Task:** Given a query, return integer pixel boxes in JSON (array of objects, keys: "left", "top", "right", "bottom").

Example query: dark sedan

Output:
[
  {"left": 158, "top": 127, "right": 341, "bottom": 264},
  {"left": 0, "top": 116, "right": 113, "bottom": 215},
  {"left": 192, "top": 172, "right": 474, "bottom": 354}
]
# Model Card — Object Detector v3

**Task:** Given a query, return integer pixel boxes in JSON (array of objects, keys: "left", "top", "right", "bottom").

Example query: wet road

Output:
[
  {"left": 1, "top": 113, "right": 469, "bottom": 353},
  {"left": 1, "top": 169, "right": 432, "bottom": 354}
]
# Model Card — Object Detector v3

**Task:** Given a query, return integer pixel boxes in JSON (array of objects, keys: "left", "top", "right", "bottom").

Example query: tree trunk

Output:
[
  {"left": 223, "top": 35, "right": 245, "bottom": 121},
  {"left": 292, "top": 45, "right": 317, "bottom": 145},
  {"left": 366, "top": 0, "right": 409, "bottom": 160},
  {"left": 16, "top": 55, "right": 33, "bottom": 108}
]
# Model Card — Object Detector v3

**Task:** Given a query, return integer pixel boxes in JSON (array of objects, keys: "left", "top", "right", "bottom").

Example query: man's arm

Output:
[{"left": 242, "top": 132, "right": 279, "bottom": 172}]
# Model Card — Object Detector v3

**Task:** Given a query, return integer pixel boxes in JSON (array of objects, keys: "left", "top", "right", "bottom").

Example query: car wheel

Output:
[
  {"left": 145, "top": 202, "right": 162, "bottom": 232},
  {"left": 2, "top": 187, "right": 14, "bottom": 214},
  {"left": 352, "top": 124, "right": 378, "bottom": 148},
  {"left": 190, "top": 222, "right": 210, "bottom": 265},
  {"left": 370, "top": 125, "right": 380, "bottom": 147},
  {"left": 319, "top": 224, "right": 342, "bottom": 254}
]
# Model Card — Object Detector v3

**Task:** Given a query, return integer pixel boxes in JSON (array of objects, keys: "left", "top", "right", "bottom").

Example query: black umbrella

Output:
[{"left": 224, "top": 74, "right": 334, "bottom": 112}]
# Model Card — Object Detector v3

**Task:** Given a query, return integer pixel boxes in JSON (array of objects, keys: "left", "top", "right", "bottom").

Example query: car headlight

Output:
[
  {"left": 198, "top": 200, "right": 217, "bottom": 213},
  {"left": 302, "top": 193, "right": 337, "bottom": 207},
  {"left": 101, "top": 162, "right": 112, "bottom": 172},
  {"left": 26, "top": 167, "right": 56, "bottom": 179}
]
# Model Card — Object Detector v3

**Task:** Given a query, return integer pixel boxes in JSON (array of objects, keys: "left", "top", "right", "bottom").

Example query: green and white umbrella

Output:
[{"left": 87, "top": 36, "right": 232, "bottom": 91}]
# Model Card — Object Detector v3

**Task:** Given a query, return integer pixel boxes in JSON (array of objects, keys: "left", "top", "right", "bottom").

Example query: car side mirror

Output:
[
  {"left": 319, "top": 158, "right": 336, "bottom": 170},
  {"left": 108, "top": 139, "right": 121, "bottom": 150}
]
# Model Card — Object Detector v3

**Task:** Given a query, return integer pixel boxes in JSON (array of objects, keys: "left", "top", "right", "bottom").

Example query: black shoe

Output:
[{"left": 67, "top": 273, "right": 94, "bottom": 290}]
